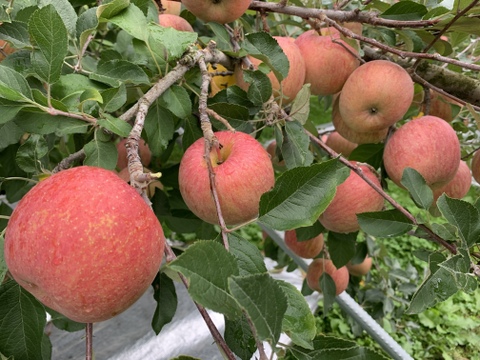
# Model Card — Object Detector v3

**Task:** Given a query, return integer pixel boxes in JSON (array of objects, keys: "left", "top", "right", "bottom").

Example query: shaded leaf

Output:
[
  {"left": 224, "top": 315, "right": 256, "bottom": 360},
  {"left": 227, "top": 232, "right": 267, "bottom": 276},
  {"left": 97, "top": 114, "right": 132, "bottom": 138},
  {"left": 151, "top": 272, "right": 177, "bottom": 335},
  {"left": 327, "top": 232, "right": 357, "bottom": 268},
  {"left": 400, "top": 167, "right": 433, "bottom": 209},
  {"left": 358, "top": 209, "right": 414, "bottom": 237},
  {"left": 15, "top": 134, "right": 48, "bottom": 173},
  {"left": 90, "top": 59, "right": 150, "bottom": 87},
  {"left": 282, "top": 120, "right": 314, "bottom": 169},
  {"left": 380, "top": 1, "right": 428, "bottom": 20}
]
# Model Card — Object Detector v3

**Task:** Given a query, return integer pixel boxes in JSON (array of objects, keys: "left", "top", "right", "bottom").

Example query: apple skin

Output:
[
  {"left": 0, "top": 39, "right": 15, "bottom": 61},
  {"left": 294, "top": 30, "right": 359, "bottom": 96},
  {"left": 472, "top": 151, "right": 480, "bottom": 184},
  {"left": 325, "top": 131, "right": 357, "bottom": 157},
  {"left": 347, "top": 256, "right": 372, "bottom": 277},
  {"left": 235, "top": 36, "right": 306, "bottom": 105},
  {"left": 179, "top": 131, "right": 275, "bottom": 226},
  {"left": 306, "top": 258, "right": 349, "bottom": 296},
  {"left": 4, "top": 166, "right": 165, "bottom": 323},
  {"left": 266, "top": 140, "right": 286, "bottom": 168},
  {"left": 432, "top": 160, "right": 471, "bottom": 202},
  {"left": 181, "top": 0, "right": 251, "bottom": 24},
  {"left": 332, "top": 94, "right": 388, "bottom": 144},
  {"left": 339, "top": 60, "right": 414, "bottom": 133},
  {"left": 158, "top": 13, "right": 194, "bottom": 32},
  {"left": 284, "top": 230, "right": 324, "bottom": 259},
  {"left": 161, "top": 0, "right": 182, "bottom": 15},
  {"left": 319, "top": 162, "right": 384, "bottom": 233},
  {"left": 428, "top": 90, "right": 454, "bottom": 122},
  {"left": 116, "top": 138, "right": 152, "bottom": 170},
  {"left": 383, "top": 115, "right": 460, "bottom": 190}
]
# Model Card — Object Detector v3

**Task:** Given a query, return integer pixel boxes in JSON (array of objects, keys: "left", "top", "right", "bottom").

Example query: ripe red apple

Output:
[
  {"left": 319, "top": 162, "right": 384, "bottom": 233},
  {"left": 332, "top": 94, "right": 388, "bottom": 144},
  {"left": 383, "top": 115, "right": 460, "bottom": 190},
  {"left": 161, "top": 0, "right": 181, "bottom": 15},
  {"left": 294, "top": 30, "right": 359, "bottom": 96},
  {"left": 4, "top": 166, "right": 165, "bottom": 323},
  {"left": 181, "top": 0, "right": 251, "bottom": 24},
  {"left": 235, "top": 36, "right": 306, "bottom": 105},
  {"left": 306, "top": 258, "right": 349, "bottom": 295},
  {"left": 347, "top": 256, "right": 372, "bottom": 277},
  {"left": 428, "top": 90, "right": 454, "bottom": 122},
  {"left": 339, "top": 60, "right": 414, "bottom": 133},
  {"left": 472, "top": 151, "right": 480, "bottom": 184},
  {"left": 178, "top": 131, "right": 275, "bottom": 225},
  {"left": 325, "top": 131, "right": 357, "bottom": 157},
  {"left": 116, "top": 138, "right": 152, "bottom": 170},
  {"left": 284, "top": 230, "right": 324, "bottom": 259},
  {"left": 432, "top": 160, "right": 471, "bottom": 202},
  {"left": 158, "top": 13, "right": 194, "bottom": 32}
]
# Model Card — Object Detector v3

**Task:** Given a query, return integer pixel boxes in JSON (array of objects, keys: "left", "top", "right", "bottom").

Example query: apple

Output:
[
  {"left": 339, "top": 60, "right": 414, "bottom": 133},
  {"left": 306, "top": 258, "right": 349, "bottom": 295},
  {"left": 209, "top": 63, "right": 236, "bottom": 96},
  {"left": 235, "top": 36, "right": 306, "bottom": 105},
  {"left": 319, "top": 162, "right": 384, "bottom": 233},
  {"left": 158, "top": 14, "right": 194, "bottom": 32},
  {"left": 325, "top": 131, "right": 357, "bottom": 157},
  {"left": 265, "top": 140, "right": 286, "bottom": 168},
  {"left": 347, "top": 256, "right": 372, "bottom": 277},
  {"left": 0, "top": 39, "right": 15, "bottom": 61},
  {"left": 284, "top": 229, "right": 324, "bottom": 259},
  {"left": 472, "top": 151, "right": 480, "bottom": 183},
  {"left": 432, "top": 160, "right": 471, "bottom": 202},
  {"left": 116, "top": 138, "right": 152, "bottom": 170},
  {"left": 332, "top": 93, "right": 389, "bottom": 145},
  {"left": 294, "top": 30, "right": 359, "bottom": 96},
  {"left": 178, "top": 131, "right": 275, "bottom": 225},
  {"left": 4, "top": 166, "right": 165, "bottom": 323},
  {"left": 428, "top": 90, "right": 454, "bottom": 122},
  {"left": 181, "top": 0, "right": 251, "bottom": 24},
  {"left": 161, "top": 0, "right": 182, "bottom": 15},
  {"left": 383, "top": 115, "right": 461, "bottom": 190}
]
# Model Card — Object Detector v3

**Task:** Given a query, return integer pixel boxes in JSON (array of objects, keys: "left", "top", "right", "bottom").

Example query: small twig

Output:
[
  {"left": 205, "top": 108, "right": 236, "bottom": 132},
  {"left": 245, "top": 313, "right": 268, "bottom": 360},
  {"left": 85, "top": 323, "right": 93, "bottom": 360},
  {"left": 52, "top": 150, "right": 86, "bottom": 173},
  {"left": 422, "top": 85, "right": 432, "bottom": 115},
  {"left": 74, "top": 34, "right": 95, "bottom": 73}
]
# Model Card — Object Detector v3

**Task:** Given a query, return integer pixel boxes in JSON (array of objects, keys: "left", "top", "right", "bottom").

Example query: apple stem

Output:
[{"left": 85, "top": 323, "right": 93, "bottom": 360}]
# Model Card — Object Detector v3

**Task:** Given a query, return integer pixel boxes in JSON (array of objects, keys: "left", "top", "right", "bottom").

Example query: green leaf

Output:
[
  {"left": 14, "top": 111, "right": 89, "bottom": 135},
  {"left": 97, "top": 0, "right": 130, "bottom": 20},
  {"left": 320, "top": 273, "right": 337, "bottom": 315},
  {"left": 204, "top": 23, "right": 234, "bottom": 52},
  {"left": 289, "top": 84, "right": 311, "bottom": 125},
  {"left": 229, "top": 273, "right": 287, "bottom": 345},
  {"left": 90, "top": 59, "right": 150, "bottom": 87},
  {"left": 15, "top": 134, "right": 48, "bottom": 173},
  {"left": 294, "top": 221, "right": 324, "bottom": 242},
  {"left": 39, "top": 0, "right": 77, "bottom": 36},
  {"left": 208, "top": 102, "right": 250, "bottom": 132},
  {"left": 0, "top": 122, "right": 24, "bottom": 152},
  {"left": 147, "top": 24, "right": 198, "bottom": 60},
  {"left": 105, "top": 3, "right": 148, "bottom": 41},
  {"left": 101, "top": 84, "right": 127, "bottom": 112},
  {"left": 0, "top": 236, "right": 6, "bottom": 284},
  {"left": 348, "top": 143, "right": 384, "bottom": 168},
  {"left": 282, "top": 120, "right": 314, "bottom": 169},
  {"left": 243, "top": 70, "right": 272, "bottom": 106},
  {"left": 97, "top": 114, "right": 132, "bottom": 138},
  {"left": 224, "top": 315, "right": 256, "bottom": 360},
  {"left": 83, "top": 137, "right": 117, "bottom": 170},
  {"left": 380, "top": 1, "right": 428, "bottom": 20},
  {"left": 0, "top": 65, "right": 33, "bottom": 102},
  {"left": 437, "top": 194, "right": 480, "bottom": 248},
  {"left": 0, "top": 280, "right": 47, "bottom": 360},
  {"left": 151, "top": 272, "right": 177, "bottom": 335},
  {"left": 77, "top": 7, "right": 99, "bottom": 51},
  {"left": 400, "top": 167, "right": 433, "bottom": 209},
  {"left": 0, "top": 21, "right": 30, "bottom": 48},
  {"left": 258, "top": 159, "right": 350, "bottom": 231},
  {"left": 277, "top": 281, "right": 316, "bottom": 349},
  {"left": 0, "top": 99, "right": 24, "bottom": 125},
  {"left": 79, "top": 88, "right": 103, "bottom": 107},
  {"left": 158, "top": 85, "right": 191, "bottom": 119},
  {"left": 28, "top": 4, "right": 68, "bottom": 84},
  {"left": 327, "top": 232, "right": 357, "bottom": 268},
  {"left": 227, "top": 232, "right": 267, "bottom": 276},
  {"left": 144, "top": 100, "right": 176, "bottom": 156},
  {"left": 168, "top": 240, "right": 242, "bottom": 319},
  {"left": 358, "top": 209, "right": 414, "bottom": 237},
  {"left": 46, "top": 308, "right": 84, "bottom": 332}
]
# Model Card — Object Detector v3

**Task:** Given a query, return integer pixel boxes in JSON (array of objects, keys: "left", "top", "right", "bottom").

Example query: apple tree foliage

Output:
[{"left": 0, "top": 0, "right": 480, "bottom": 359}]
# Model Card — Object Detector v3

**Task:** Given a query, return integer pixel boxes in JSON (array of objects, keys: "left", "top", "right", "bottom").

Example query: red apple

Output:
[
  {"left": 266, "top": 140, "right": 286, "bottom": 167},
  {"left": 235, "top": 36, "right": 306, "bottom": 105},
  {"left": 339, "top": 60, "right": 414, "bottom": 133},
  {"left": 472, "top": 151, "right": 480, "bottom": 184},
  {"left": 284, "top": 229, "right": 324, "bottom": 259},
  {"left": 432, "top": 160, "right": 471, "bottom": 202},
  {"left": 161, "top": 0, "right": 181, "bottom": 15},
  {"left": 325, "top": 131, "right": 357, "bottom": 157},
  {"left": 306, "top": 258, "right": 349, "bottom": 295},
  {"left": 116, "top": 138, "right": 152, "bottom": 170},
  {"left": 428, "top": 90, "right": 454, "bottom": 122},
  {"left": 319, "top": 162, "right": 384, "bottom": 233},
  {"left": 383, "top": 115, "right": 460, "bottom": 190},
  {"left": 0, "top": 39, "right": 15, "bottom": 61},
  {"left": 178, "top": 131, "right": 275, "bottom": 225},
  {"left": 158, "top": 13, "right": 194, "bottom": 32},
  {"left": 347, "top": 256, "right": 372, "bottom": 277},
  {"left": 181, "top": 0, "right": 251, "bottom": 24},
  {"left": 4, "top": 166, "right": 165, "bottom": 323},
  {"left": 294, "top": 30, "right": 359, "bottom": 96}
]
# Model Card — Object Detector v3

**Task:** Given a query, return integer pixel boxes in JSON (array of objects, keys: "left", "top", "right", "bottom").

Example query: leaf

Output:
[
  {"left": 28, "top": 4, "right": 68, "bottom": 84},
  {"left": 0, "top": 236, "right": 6, "bottom": 284},
  {"left": 277, "top": 281, "right": 316, "bottom": 349},
  {"left": 144, "top": 102, "right": 175, "bottom": 156},
  {"left": 39, "top": 0, "right": 77, "bottom": 36},
  {"left": 289, "top": 84, "right": 311, "bottom": 125},
  {"left": 320, "top": 273, "right": 337, "bottom": 315},
  {"left": 327, "top": 232, "right": 357, "bottom": 268},
  {"left": 400, "top": 167, "right": 433, "bottom": 209},
  {"left": 227, "top": 232, "right": 267, "bottom": 276},
  {"left": 90, "top": 59, "right": 150, "bottom": 87},
  {"left": 282, "top": 120, "right": 314, "bottom": 169},
  {"left": 229, "top": 273, "right": 287, "bottom": 345},
  {"left": 151, "top": 272, "right": 177, "bottom": 335},
  {"left": 97, "top": 114, "right": 132, "bottom": 138},
  {"left": 0, "top": 99, "right": 24, "bottom": 125},
  {"left": 205, "top": 23, "right": 234, "bottom": 52},
  {"left": 437, "top": 195, "right": 480, "bottom": 248},
  {"left": 15, "top": 134, "right": 48, "bottom": 173},
  {"left": 0, "top": 65, "right": 33, "bottom": 102},
  {"left": 208, "top": 102, "right": 250, "bottom": 132},
  {"left": 358, "top": 209, "right": 414, "bottom": 237},
  {"left": 0, "top": 280, "right": 47, "bottom": 360},
  {"left": 101, "top": 84, "right": 127, "bottom": 112},
  {"left": 14, "top": 111, "right": 89, "bottom": 136},
  {"left": 258, "top": 159, "right": 350, "bottom": 231},
  {"left": 97, "top": 0, "right": 131, "bottom": 20},
  {"left": 380, "top": 1, "right": 428, "bottom": 20},
  {"left": 77, "top": 7, "right": 99, "bottom": 51},
  {"left": 168, "top": 240, "right": 242, "bottom": 319},
  {"left": 0, "top": 21, "right": 30, "bottom": 49},
  {"left": 105, "top": 3, "right": 148, "bottom": 41},
  {"left": 147, "top": 24, "right": 198, "bottom": 60},
  {"left": 348, "top": 143, "right": 384, "bottom": 169},
  {"left": 295, "top": 221, "right": 324, "bottom": 242},
  {"left": 158, "top": 85, "right": 191, "bottom": 119},
  {"left": 243, "top": 70, "right": 272, "bottom": 106},
  {"left": 0, "top": 122, "right": 24, "bottom": 151},
  {"left": 46, "top": 308, "right": 84, "bottom": 332},
  {"left": 83, "top": 137, "right": 117, "bottom": 170},
  {"left": 224, "top": 315, "right": 256, "bottom": 360}
]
